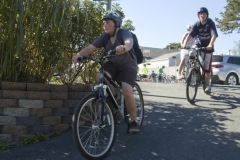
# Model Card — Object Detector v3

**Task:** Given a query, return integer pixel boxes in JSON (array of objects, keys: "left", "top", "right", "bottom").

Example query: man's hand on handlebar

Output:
[
  {"left": 206, "top": 45, "right": 213, "bottom": 50},
  {"left": 72, "top": 54, "right": 81, "bottom": 63},
  {"left": 181, "top": 43, "right": 186, "bottom": 49}
]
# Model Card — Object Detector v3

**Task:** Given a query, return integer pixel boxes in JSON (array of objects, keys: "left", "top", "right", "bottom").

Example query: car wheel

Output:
[{"left": 224, "top": 73, "right": 238, "bottom": 85}]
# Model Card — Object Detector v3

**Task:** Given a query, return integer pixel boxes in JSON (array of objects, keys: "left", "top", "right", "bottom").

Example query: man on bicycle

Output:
[
  {"left": 182, "top": 7, "right": 218, "bottom": 94},
  {"left": 72, "top": 11, "right": 140, "bottom": 132},
  {"left": 177, "top": 24, "right": 195, "bottom": 80}
]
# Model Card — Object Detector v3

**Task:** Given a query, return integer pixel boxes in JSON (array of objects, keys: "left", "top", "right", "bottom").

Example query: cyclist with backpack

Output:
[
  {"left": 72, "top": 11, "right": 141, "bottom": 133},
  {"left": 182, "top": 7, "right": 218, "bottom": 94}
]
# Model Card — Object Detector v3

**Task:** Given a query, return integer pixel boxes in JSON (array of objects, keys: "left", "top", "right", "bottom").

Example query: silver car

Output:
[{"left": 212, "top": 54, "right": 240, "bottom": 85}]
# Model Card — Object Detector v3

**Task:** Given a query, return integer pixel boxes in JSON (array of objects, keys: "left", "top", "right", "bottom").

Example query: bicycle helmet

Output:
[
  {"left": 102, "top": 11, "right": 122, "bottom": 27},
  {"left": 198, "top": 7, "right": 209, "bottom": 16},
  {"left": 187, "top": 24, "right": 193, "bottom": 31}
]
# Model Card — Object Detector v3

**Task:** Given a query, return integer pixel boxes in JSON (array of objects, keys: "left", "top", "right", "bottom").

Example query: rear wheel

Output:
[
  {"left": 124, "top": 82, "right": 144, "bottom": 127},
  {"left": 186, "top": 68, "right": 199, "bottom": 104},
  {"left": 72, "top": 93, "right": 116, "bottom": 160}
]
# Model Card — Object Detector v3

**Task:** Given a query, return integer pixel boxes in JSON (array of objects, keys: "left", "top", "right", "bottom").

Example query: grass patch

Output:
[{"left": 18, "top": 133, "right": 49, "bottom": 146}]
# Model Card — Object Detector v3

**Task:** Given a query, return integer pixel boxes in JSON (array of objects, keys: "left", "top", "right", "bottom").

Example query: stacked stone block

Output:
[{"left": 0, "top": 82, "right": 91, "bottom": 144}]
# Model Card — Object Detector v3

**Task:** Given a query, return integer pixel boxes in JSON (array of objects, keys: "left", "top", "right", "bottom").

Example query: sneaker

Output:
[
  {"left": 205, "top": 86, "right": 211, "bottom": 94},
  {"left": 177, "top": 74, "right": 184, "bottom": 80},
  {"left": 128, "top": 120, "right": 140, "bottom": 133}
]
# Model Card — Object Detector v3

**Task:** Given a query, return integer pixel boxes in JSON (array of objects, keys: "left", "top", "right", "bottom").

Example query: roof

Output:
[
  {"left": 151, "top": 51, "right": 180, "bottom": 61},
  {"left": 140, "top": 46, "right": 177, "bottom": 59}
]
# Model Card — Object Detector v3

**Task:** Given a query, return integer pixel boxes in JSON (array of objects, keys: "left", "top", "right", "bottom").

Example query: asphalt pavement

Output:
[{"left": 1, "top": 82, "right": 240, "bottom": 160}]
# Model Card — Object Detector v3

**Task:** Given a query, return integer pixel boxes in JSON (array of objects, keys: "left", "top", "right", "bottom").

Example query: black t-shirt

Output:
[{"left": 190, "top": 18, "right": 218, "bottom": 53}]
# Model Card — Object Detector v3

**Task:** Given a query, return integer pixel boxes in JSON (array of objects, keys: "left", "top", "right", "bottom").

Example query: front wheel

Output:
[
  {"left": 124, "top": 82, "right": 144, "bottom": 127},
  {"left": 72, "top": 93, "right": 116, "bottom": 160},
  {"left": 186, "top": 68, "right": 199, "bottom": 104},
  {"left": 224, "top": 73, "right": 238, "bottom": 85}
]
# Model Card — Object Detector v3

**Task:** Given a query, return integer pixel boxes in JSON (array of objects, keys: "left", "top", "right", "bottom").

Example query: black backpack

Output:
[{"left": 103, "top": 29, "right": 143, "bottom": 64}]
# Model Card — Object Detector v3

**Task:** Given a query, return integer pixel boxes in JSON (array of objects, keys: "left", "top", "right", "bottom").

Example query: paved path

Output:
[{"left": 1, "top": 83, "right": 240, "bottom": 160}]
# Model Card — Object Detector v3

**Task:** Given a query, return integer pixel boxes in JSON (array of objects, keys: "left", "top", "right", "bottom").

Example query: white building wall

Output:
[{"left": 138, "top": 53, "right": 181, "bottom": 76}]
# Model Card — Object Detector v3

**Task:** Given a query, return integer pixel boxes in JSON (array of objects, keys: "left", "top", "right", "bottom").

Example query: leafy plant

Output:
[
  {"left": 0, "top": 141, "right": 9, "bottom": 151},
  {"left": 0, "top": 1, "right": 130, "bottom": 85},
  {"left": 215, "top": 0, "right": 240, "bottom": 34}
]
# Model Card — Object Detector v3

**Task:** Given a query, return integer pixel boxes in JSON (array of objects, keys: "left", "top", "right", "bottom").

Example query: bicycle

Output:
[
  {"left": 184, "top": 47, "right": 212, "bottom": 103},
  {"left": 72, "top": 50, "right": 144, "bottom": 160},
  {"left": 181, "top": 54, "right": 213, "bottom": 84}
]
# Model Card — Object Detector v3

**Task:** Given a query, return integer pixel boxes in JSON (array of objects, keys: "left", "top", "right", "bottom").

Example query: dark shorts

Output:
[
  {"left": 158, "top": 76, "right": 163, "bottom": 81},
  {"left": 103, "top": 61, "right": 137, "bottom": 87},
  {"left": 142, "top": 75, "right": 148, "bottom": 78}
]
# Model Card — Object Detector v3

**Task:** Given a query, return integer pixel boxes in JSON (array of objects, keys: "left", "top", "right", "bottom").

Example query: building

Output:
[
  {"left": 139, "top": 47, "right": 180, "bottom": 76},
  {"left": 140, "top": 46, "right": 177, "bottom": 62}
]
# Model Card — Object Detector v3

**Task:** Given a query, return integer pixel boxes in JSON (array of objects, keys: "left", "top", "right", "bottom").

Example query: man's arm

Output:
[
  {"left": 206, "top": 35, "right": 217, "bottom": 50},
  {"left": 116, "top": 38, "right": 133, "bottom": 55},
  {"left": 182, "top": 34, "right": 193, "bottom": 48},
  {"left": 181, "top": 33, "right": 188, "bottom": 46}
]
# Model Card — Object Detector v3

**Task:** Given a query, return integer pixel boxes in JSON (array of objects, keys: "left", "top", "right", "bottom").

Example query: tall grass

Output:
[{"left": 0, "top": 0, "right": 106, "bottom": 84}]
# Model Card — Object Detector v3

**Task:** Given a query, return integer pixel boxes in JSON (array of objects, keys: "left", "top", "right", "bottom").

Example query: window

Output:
[
  {"left": 227, "top": 57, "right": 234, "bottom": 64},
  {"left": 234, "top": 58, "right": 240, "bottom": 65},
  {"left": 212, "top": 55, "right": 223, "bottom": 62}
]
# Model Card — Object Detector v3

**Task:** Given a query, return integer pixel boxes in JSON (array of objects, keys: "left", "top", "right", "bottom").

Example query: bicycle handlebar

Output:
[
  {"left": 77, "top": 50, "right": 116, "bottom": 63},
  {"left": 182, "top": 46, "right": 206, "bottom": 50}
]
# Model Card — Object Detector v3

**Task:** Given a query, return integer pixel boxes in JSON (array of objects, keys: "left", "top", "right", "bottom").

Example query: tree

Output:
[
  {"left": 112, "top": 3, "right": 125, "bottom": 18},
  {"left": 215, "top": 0, "right": 240, "bottom": 34},
  {"left": 112, "top": 3, "right": 135, "bottom": 31},
  {"left": 164, "top": 43, "right": 181, "bottom": 50},
  {"left": 122, "top": 19, "right": 135, "bottom": 31},
  {"left": 231, "top": 41, "right": 240, "bottom": 55}
]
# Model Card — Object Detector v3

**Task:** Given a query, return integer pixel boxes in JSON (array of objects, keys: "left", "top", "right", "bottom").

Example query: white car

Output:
[{"left": 212, "top": 54, "right": 240, "bottom": 85}]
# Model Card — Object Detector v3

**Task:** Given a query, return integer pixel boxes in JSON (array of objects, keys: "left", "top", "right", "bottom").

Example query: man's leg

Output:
[
  {"left": 205, "top": 72, "right": 211, "bottom": 86},
  {"left": 204, "top": 53, "right": 213, "bottom": 93},
  {"left": 121, "top": 82, "right": 140, "bottom": 132},
  {"left": 177, "top": 59, "right": 185, "bottom": 79},
  {"left": 122, "top": 82, "right": 137, "bottom": 120}
]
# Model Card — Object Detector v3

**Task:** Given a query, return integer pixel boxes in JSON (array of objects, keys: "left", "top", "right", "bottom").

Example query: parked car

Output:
[{"left": 212, "top": 54, "right": 240, "bottom": 85}]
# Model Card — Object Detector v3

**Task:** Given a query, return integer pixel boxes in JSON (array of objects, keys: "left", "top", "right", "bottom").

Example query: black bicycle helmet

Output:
[
  {"left": 198, "top": 7, "right": 209, "bottom": 16},
  {"left": 102, "top": 11, "right": 122, "bottom": 27}
]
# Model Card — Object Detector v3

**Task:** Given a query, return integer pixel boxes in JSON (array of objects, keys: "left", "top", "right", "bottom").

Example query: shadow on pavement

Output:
[
  {"left": 107, "top": 101, "right": 240, "bottom": 160},
  {"left": 1, "top": 100, "right": 240, "bottom": 160}
]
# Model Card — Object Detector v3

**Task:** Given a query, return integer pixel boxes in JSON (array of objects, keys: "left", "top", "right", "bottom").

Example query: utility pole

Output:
[
  {"left": 106, "top": 0, "right": 111, "bottom": 10},
  {"left": 93, "top": 0, "right": 112, "bottom": 10}
]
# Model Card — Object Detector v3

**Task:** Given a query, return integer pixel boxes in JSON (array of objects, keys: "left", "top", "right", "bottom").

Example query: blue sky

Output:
[{"left": 113, "top": 0, "right": 239, "bottom": 54}]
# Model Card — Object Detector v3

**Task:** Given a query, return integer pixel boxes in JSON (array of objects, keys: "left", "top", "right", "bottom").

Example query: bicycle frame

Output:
[
  {"left": 82, "top": 51, "right": 124, "bottom": 123},
  {"left": 186, "top": 47, "right": 207, "bottom": 82}
]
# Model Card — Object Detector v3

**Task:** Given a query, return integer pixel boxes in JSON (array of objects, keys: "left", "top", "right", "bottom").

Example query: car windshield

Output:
[{"left": 212, "top": 55, "right": 223, "bottom": 62}]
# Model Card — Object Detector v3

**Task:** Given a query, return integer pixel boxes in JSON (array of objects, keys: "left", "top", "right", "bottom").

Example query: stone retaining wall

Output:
[{"left": 0, "top": 81, "right": 91, "bottom": 144}]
